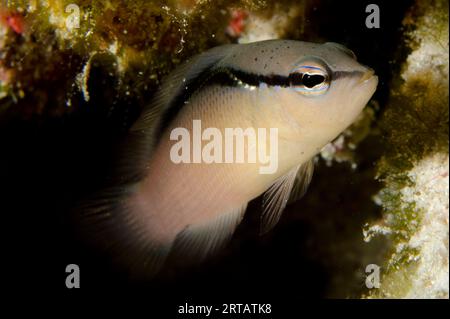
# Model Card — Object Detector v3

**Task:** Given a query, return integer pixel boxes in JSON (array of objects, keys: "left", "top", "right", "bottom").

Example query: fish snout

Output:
[{"left": 358, "top": 67, "right": 377, "bottom": 84}]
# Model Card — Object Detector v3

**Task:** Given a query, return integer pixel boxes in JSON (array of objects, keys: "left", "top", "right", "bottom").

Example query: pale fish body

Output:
[{"left": 86, "top": 40, "right": 378, "bottom": 274}]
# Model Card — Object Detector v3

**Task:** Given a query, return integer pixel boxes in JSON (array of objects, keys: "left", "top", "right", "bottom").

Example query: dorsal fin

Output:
[
  {"left": 123, "top": 44, "right": 237, "bottom": 179},
  {"left": 132, "top": 44, "right": 236, "bottom": 134},
  {"left": 260, "top": 159, "right": 315, "bottom": 234}
]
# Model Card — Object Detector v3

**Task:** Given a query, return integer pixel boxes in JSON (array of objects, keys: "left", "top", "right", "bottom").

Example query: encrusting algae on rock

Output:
[
  {"left": 0, "top": 0, "right": 267, "bottom": 119},
  {"left": 364, "top": 0, "right": 449, "bottom": 298}
]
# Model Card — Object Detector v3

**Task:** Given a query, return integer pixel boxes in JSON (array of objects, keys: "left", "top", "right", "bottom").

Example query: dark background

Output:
[{"left": 1, "top": 0, "right": 415, "bottom": 313}]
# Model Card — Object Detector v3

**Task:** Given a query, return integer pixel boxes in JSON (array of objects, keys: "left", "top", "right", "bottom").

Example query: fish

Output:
[{"left": 82, "top": 39, "right": 378, "bottom": 275}]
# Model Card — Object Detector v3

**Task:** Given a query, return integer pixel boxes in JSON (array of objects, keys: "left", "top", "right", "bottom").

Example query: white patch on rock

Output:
[
  {"left": 400, "top": 153, "right": 449, "bottom": 298},
  {"left": 238, "top": 6, "right": 302, "bottom": 43}
]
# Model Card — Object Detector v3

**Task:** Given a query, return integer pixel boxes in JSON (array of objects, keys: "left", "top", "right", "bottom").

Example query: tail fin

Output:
[
  {"left": 77, "top": 182, "right": 173, "bottom": 278},
  {"left": 73, "top": 128, "right": 173, "bottom": 278}
]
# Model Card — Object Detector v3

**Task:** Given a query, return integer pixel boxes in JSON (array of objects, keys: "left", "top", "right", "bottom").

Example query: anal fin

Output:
[{"left": 168, "top": 204, "right": 247, "bottom": 265}]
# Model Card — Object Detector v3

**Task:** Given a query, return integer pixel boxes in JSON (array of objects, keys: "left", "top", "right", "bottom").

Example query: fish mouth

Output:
[{"left": 358, "top": 68, "right": 377, "bottom": 84}]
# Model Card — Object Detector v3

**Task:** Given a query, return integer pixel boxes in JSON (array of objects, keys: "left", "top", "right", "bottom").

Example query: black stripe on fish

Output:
[{"left": 155, "top": 67, "right": 363, "bottom": 138}]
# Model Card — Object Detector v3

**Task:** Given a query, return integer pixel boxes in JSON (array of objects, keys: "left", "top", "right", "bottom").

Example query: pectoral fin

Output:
[
  {"left": 260, "top": 159, "right": 315, "bottom": 234},
  {"left": 289, "top": 159, "right": 315, "bottom": 203}
]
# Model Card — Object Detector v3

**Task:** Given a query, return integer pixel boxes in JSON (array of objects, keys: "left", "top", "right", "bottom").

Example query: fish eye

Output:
[
  {"left": 289, "top": 61, "right": 330, "bottom": 96},
  {"left": 302, "top": 73, "right": 326, "bottom": 88}
]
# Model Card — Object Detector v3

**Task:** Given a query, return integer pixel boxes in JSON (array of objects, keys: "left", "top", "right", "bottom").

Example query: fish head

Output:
[{"left": 271, "top": 41, "right": 378, "bottom": 145}]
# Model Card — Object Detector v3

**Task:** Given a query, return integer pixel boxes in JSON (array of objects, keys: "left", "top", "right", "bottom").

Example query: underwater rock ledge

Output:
[{"left": 365, "top": 0, "right": 449, "bottom": 299}]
